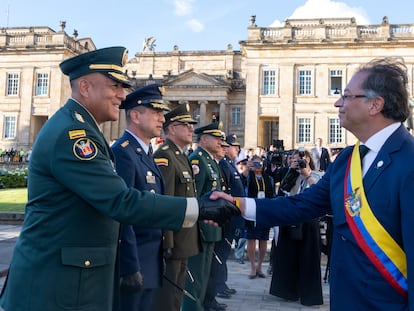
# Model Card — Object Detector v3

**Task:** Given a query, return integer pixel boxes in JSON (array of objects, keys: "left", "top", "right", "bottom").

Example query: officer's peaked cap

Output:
[
  {"left": 120, "top": 83, "right": 170, "bottom": 111},
  {"left": 163, "top": 103, "right": 197, "bottom": 129},
  {"left": 194, "top": 121, "right": 223, "bottom": 138},
  {"left": 59, "top": 46, "right": 131, "bottom": 87}
]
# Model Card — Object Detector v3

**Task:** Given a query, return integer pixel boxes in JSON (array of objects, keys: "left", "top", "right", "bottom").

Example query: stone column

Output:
[
  {"left": 198, "top": 100, "right": 208, "bottom": 126},
  {"left": 219, "top": 100, "right": 227, "bottom": 132}
]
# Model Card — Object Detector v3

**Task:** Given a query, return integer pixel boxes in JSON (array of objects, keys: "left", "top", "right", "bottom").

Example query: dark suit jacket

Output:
[
  {"left": 153, "top": 139, "right": 200, "bottom": 259},
  {"left": 311, "top": 146, "right": 331, "bottom": 171},
  {"left": 255, "top": 125, "right": 414, "bottom": 310},
  {"left": 111, "top": 131, "right": 164, "bottom": 289},
  {"left": 0, "top": 99, "right": 189, "bottom": 311}
]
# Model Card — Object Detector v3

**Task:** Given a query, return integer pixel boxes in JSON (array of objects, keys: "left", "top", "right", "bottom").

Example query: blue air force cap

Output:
[
  {"left": 226, "top": 133, "right": 240, "bottom": 146},
  {"left": 59, "top": 46, "right": 131, "bottom": 87},
  {"left": 120, "top": 83, "right": 170, "bottom": 111}
]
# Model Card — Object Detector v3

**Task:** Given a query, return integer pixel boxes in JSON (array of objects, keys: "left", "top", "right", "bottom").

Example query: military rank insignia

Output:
[
  {"left": 68, "top": 129, "right": 86, "bottom": 140},
  {"left": 73, "top": 138, "right": 98, "bottom": 160}
]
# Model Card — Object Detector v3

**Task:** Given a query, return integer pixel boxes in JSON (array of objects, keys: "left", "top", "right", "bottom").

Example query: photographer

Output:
[
  {"left": 269, "top": 148, "right": 324, "bottom": 306},
  {"left": 244, "top": 155, "right": 275, "bottom": 279}
]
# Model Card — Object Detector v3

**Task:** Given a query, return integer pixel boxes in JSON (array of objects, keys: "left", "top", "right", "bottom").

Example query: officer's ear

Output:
[{"left": 77, "top": 76, "right": 94, "bottom": 98}]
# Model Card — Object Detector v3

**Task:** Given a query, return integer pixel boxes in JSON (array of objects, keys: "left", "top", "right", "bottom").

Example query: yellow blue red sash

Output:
[{"left": 344, "top": 141, "right": 407, "bottom": 297}]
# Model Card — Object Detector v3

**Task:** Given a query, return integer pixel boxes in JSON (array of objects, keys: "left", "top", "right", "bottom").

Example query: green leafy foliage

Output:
[{"left": 0, "top": 168, "right": 28, "bottom": 188}]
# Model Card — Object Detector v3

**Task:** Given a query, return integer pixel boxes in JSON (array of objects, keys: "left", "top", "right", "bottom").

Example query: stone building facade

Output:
[
  {"left": 121, "top": 45, "right": 246, "bottom": 145},
  {"left": 1, "top": 16, "right": 414, "bottom": 153},
  {"left": 240, "top": 16, "right": 414, "bottom": 150},
  {"left": 0, "top": 23, "right": 94, "bottom": 152}
]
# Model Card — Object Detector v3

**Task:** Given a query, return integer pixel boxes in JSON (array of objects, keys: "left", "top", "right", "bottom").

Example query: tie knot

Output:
[
  {"left": 148, "top": 144, "right": 153, "bottom": 156},
  {"left": 359, "top": 144, "right": 370, "bottom": 159}
]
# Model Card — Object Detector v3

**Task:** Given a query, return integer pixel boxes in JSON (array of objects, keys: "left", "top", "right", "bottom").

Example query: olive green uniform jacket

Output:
[
  {"left": 189, "top": 147, "right": 222, "bottom": 242},
  {"left": 182, "top": 146, "right": 222, "bottom": 311},
  {"left": 153, "top": 139, "right": 200, "bottom": 258},
  {"left": 0, "top": 99, "right": 189, "bottom": 311}
]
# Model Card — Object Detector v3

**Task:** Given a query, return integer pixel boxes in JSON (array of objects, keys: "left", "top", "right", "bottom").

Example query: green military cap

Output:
[
  {"left": 194, "top": 121, "right": 223, "bottom": 138},
  {"left": 120, "top": 83, "right": 170, "bottom": 111},
  {"left": 59, "top": 46, "right": 131, "bottom": 87},
  {"left": 163, "top": 103, "right": 197, "bottom": 129},
  {"left": 225, "top": 133, "right": 240, "bottom": 146}
]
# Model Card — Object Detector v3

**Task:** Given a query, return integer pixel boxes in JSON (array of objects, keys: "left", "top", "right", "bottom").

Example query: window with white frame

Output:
[
  {"left": 297, "top": 117, "right": 311, "bottom": 143},
  {"left": 330, "top": 70, "right": 342, "bottom": 95},
  {"left": 298, "top": 69, "right": 312, "bottom": 95},
  {"left": 231, "top": 107, "right": 241, "bottom": 125},
  {"left": 328, "top": 117, "right": 344, "bottom": 144},
  {"left": 262, "top": 69, "right": 276, "bottom": 95},
  {"left": 4, "top": 115, "right": 17, "bottom": 139},
  {"left": 36, "top": 72, "right": 49, "bottom": 96},
  {"left": 6, "top": 73, "right": 19, "bottom": 96}
]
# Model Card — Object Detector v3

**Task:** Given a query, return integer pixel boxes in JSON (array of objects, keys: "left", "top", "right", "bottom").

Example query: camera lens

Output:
[{"left": 298, "top": 159, "right": 307, "bottom": 169}]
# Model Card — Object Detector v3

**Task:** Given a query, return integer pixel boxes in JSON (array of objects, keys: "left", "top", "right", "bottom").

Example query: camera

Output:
[
  {"left": 253, "top": 161, "right": 263, "bottom": 168},
  {"left": 298, "top": 146, "right": 306, "bottom": 159},
  {"left": 298, "top": 159, "right": 307, "bottom": 169}
]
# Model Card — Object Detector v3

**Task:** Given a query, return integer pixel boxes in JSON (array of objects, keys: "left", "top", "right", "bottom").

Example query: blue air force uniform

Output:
[{"left": 112, "top": 84, "right": 170, "bottom": 311}]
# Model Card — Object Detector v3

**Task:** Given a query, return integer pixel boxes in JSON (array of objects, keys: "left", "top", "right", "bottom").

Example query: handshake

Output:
[{"left": 197, "top": 191, "right": 241, "bottom": 225}]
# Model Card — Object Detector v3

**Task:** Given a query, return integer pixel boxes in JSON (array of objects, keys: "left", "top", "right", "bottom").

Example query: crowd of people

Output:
[
  {"left": 0, "top": 148, "right": 31, "bottom": 163},
  {"left": 0, "top": 47, "right": 411, "bottom": 311}
]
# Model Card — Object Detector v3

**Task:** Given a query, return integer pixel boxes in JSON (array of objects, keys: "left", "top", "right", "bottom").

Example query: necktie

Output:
[
  {"left": 359, "top": 144, "right": 370, "bottom": 160},
  {"left": 148, "top": 144, "right": 153, "bottom": 157}
]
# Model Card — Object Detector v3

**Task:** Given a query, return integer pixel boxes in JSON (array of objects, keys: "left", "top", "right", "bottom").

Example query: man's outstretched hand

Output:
[{"left": 198, "top": 191, "right": 241, "bottom": 225}]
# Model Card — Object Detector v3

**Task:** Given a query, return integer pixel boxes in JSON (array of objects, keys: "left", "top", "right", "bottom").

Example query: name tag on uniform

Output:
[
  {"left": 182, "top": 171, "right": 192, "bottom": 179},
  {"left": 257, "top": 191, "right": 265, "bottom": 199},
  {"left": 146, "top": 171, "right": 156, "bottom": 184}
]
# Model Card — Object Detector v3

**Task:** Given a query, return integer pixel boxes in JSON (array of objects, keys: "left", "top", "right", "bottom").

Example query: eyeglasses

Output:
[
  {"left": 172, "top": 122, "right": 194, "bottom": 129},
  {"left": 340, "top": 94, "right": 367, "bottom": 102}
]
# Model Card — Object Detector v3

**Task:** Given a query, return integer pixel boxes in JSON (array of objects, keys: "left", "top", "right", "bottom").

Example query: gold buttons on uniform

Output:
[{"left": 84, "top": 260, "right": 91, "bottom": 267}]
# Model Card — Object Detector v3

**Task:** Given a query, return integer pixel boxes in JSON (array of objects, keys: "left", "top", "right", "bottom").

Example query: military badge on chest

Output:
[
  {"left": 208, "top": 164, "right": 218, "bottom": 190},
  {"left": 146, "top": 171, "right": 156, "bottom": 184}
]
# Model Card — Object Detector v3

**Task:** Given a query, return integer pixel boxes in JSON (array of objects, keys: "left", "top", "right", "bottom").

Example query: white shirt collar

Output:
[
  {"left": 361, "top": 122, "right": 400, "bottom": 176},
  {"left": 363, "top": 122, "right": 401, "bottom": 152},
  {"left": 125, "top": 129, "right": 151, "bottom": 154}
]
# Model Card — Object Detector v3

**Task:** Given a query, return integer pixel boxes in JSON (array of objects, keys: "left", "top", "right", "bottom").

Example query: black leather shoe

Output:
[
  {"left": 216, "top": 291, "right": 231, "bottom": 299},
  {"left": 205, "top": 300, "right": 227, "bottom": 310},
  {"left": 224, "top": 288, "right": 237, "bottom": 295}
]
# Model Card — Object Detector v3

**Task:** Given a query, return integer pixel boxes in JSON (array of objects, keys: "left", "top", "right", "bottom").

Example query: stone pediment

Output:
[{"left": 164, "top": 69, "right": 227, "bottom": 87}]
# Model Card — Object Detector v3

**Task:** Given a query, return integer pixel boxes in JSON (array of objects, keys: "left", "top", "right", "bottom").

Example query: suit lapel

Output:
[
  {"left": 126, "top": 133, "right": 165, "bottom": 191},
  {"left": 363, "top": 125, "right": 406, "bottom": 193}
]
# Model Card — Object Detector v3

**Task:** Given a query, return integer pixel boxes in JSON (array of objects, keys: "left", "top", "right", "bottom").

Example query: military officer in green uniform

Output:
[
  {"left": 182, "top": 121, "right": 226, "bottom": 311},
  {"left": 0, "top": 47, "right": 239, "bottom": 311},
  {"left": 153, "top": 104, "right": 201, "bottom": 311}
]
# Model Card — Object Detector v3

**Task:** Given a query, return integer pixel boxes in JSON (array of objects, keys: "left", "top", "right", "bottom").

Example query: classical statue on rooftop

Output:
[{"left": 143, "top": 37, "right": 156, "bottom": 52}]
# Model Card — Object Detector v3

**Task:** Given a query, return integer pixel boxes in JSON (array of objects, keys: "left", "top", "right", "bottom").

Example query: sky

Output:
[{"left": 1, "top": 0, "right": 414, "bottom": 54}]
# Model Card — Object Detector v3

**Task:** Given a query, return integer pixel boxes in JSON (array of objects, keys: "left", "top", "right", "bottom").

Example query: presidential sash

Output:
[{"left": 344, "top": 141, "right": 407, "bottom": 297}]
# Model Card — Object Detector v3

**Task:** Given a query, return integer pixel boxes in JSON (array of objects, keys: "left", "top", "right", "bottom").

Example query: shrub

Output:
[{"left": 0, "top": 167, "right": 28, "bottom": 188}]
